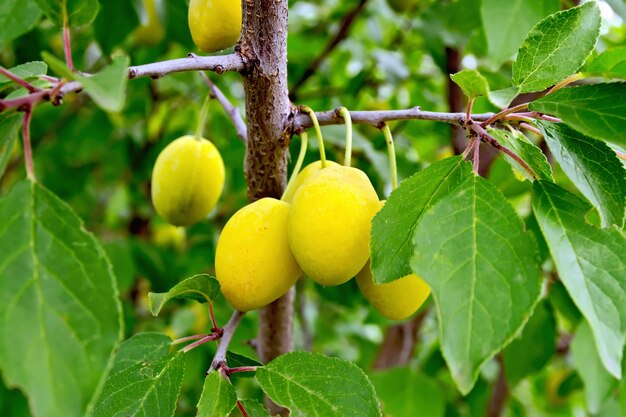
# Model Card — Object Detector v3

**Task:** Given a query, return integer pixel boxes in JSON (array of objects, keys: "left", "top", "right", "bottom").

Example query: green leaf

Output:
[
  {"left": 256, "top": 352, "right": 381, "bottom": 417},
  {"left": 371, "top": 156, "right": 469, "bottom": 283},
  {"left": 196, "top": 371, "right": 237, "bottom": 417},
  {"left": 93, "top": 0, "right": 140, "bottom": 55},
  {"left": 536, "top": 121, "right": 626, "bottom": 228},
  {"left": 0, "top": 114, "right": 22, "bottom": 179},
  {"left": 370, "top": 368, "right": 444, "bottom": 417},
  {"left": 41, "top": 51, "right": 74, "bottom": 79},
  {"left": 75, "top": 56, "right": 129, "bottom": 113},
  {"left": 450, "top": 69, "right": 489, "bottom": 98},
  {"left": 0, "top": 0, "right": 42, "bottom": 43},
  {"left": 148, "top": 274, "right": 220, "bottom": 316},
  {"left": 503, "top": 301, "right": 557, "bottom": 387},
  {"left": 481, "top": 0, "right": 560, "bottom": 67},
  {"left": 487, "top": 86, "right": 520, "bottom": 109},
  {"left": 110, "top": 333, "right": 172, "bottom": 374},
  {"left": 572, "top": 321, "right": 619, "bottom": 414},
  {"left": 584, "top": 47, "right": 626, "bottom": 79},
  {"left": 91, "top": 352, "right": 185, "bottom": 417},
  {"left": 239, "top": 399, "right": 270, "bottom": 417},
  {"left": 512, "top": 2, "right": 601, "bottom": 93},
  {"left": 530, "top": 83, "right": 626, "bottom": 147},
  {"left": 34, "top": 0, "right": 100, "bottom": 27},
  {"left": 0, "top": 61, "right": 47, "bottom": 86},
  {"left": 410, "top": 170, "right": 542, "bottom": 394},
  {"left": 532, "top": 181, "right": 626, "bottom": 379},
  {"left": 488, "top": 128, "right": 554, "bottom": 182},
  {"left": 0, "top": 180, "right": 122, "bottom": 417}
]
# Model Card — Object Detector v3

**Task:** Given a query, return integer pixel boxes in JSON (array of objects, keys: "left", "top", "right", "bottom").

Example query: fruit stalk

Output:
[
  {"left": 281, "top": 131, "right": 309, "bottom": 201},
  {"left": 337, "top": 107, "right": 353, "bottom": 166},
  {"left": 380, "top": 123, "right": 397, "bottom": 190},
  {"left": 300, "top": 105, "right": 327, "bottom": 167}
]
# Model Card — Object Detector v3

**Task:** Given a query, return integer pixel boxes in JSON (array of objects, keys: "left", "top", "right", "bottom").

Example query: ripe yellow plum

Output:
[
  {"left": 356, "top": 262, "right": 430, "bottom": 320},
  {"left": 151, "top": 135, "right": 225, "bottom": 227},
  {"left": 287, "top": 165, "right": 379, "bottom": 286},
  {"left": 215, "top": 198, "right": 302, "bottom": 312},
  {"left": 188, "top": 0, "right": 242, "bottom": 52},
  {"left": 282, "top": 160, "right": 340, "bottom": 203}
]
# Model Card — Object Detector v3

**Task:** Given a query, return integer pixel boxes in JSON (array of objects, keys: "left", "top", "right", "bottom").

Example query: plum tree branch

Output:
[
  {"left": 0, "top": 53, "right": 245, "bottom": 113},
  {"left": 199, "top": 71, "right": 248, "bottom": 143},
  {"left": 293, "top": 107, "right": 495, "bottom": 130}
]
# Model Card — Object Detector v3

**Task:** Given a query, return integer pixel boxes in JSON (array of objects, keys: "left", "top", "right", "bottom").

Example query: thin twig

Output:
[
  {"left": 22, "top": 106, "right": 35, "bottom": 181},
  {"left": 209, "top": 310, "right": 246, "bottom": 371},
  {"left": 236, "top": 401, "right": 250, "bottom": 417},
  {"left": 481, "top": 103, "right": 529, "bottom": 128},
  {"left": 181, "top": 333, "right": 220, "bottom": 353},
  {"left": 290, "top": 0, "right": 370, "bottom": 99},
  {"left": 547, "top": 73, "right": 583, "bottom": 95},
  {"left": 1, "top": 54, "right": 245, "bottom": 113},
  {"left": 199, "top": 71, "right": 247, "bottom": 142},
  {"left": 0, "top": 66, "right": 39, "bottom": 92},
  {"left": 520, "top": 123, "right": 542, "bottom": 136},
  {"left": 472, "top": 124, "right": 537, "bottom": 179},
  {"left": 293, "top": 107, "right": 494, "bottom": 129},
  {"left": 466, "top": 96, "right": 474, "bottom": 124},
  {"left": 472, "top": 137, "right": 480, "bottom": 173},
  {"left": 208, "top": 301, "right": 219, "bottom": 331},
  {"left": 172, "top": 334, "right": 211, "bottom": 345},
  {"left": 63, "top": 20, "right": 75, "bottom": 72}
]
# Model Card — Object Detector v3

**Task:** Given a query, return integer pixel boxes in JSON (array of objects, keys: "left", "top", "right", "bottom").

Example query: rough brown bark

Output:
[{"left": 239, "top": 2, "right": 293, "bottom": 415}]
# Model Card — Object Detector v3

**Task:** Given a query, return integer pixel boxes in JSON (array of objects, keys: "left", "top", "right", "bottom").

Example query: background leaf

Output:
[
  {"left": 256, "top": 352, "right": 381, "bottom": 417},
  {"left": 572, "top": 321, "right": 619, "bottom": 414},
  {"left": 512, "top": 2, "right": 601, "bottom": 93},
  {"left": 530, "top": 83, "right": 626, "bottom": 147},
  {"left": 91, "top": 352, "right": 185, "bottom": 417},
  {"left": 196, "top": 371, "right": 237, "bottom": 417},
  {"left": 480, "top": 0, "right": 560, "bottom": 67},
  {"left": 148, "top": 274, "right": 220, "bottom": 316},
  {"left": 33, "top": 0, "right": 100, "bottom": 27},
  {"left": 537, "top": 121, "right": 626, "bottom": 228},
  {"left": 584, "top": 47, "right": 626, "bottom": 79},
  {"left": 503, "top": 301, "right": 557, "bottom": 387},
  {"left": 532, "top": 181, "right": 626, "bottom": 379},
  {"left": 0, "top": 181, "right": 122, "bottom": 417},
  {"left": 93, "top": 0, "right": 140, "bottom": 55},
  {"left": 371, "top": 156, "right": 469, "bottom": 284},
  {"left": 411, "top": 170, "right": 542, "bottom": 394},
  {"left": 370, "top": 368, "right": 444, "bottom": 417},
  {"left": 0, "top": 0, "right": 42, "bottom": 43}
]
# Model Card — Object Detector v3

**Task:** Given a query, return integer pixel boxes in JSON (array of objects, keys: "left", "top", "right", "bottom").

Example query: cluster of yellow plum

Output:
[
  {"left": 214, "top": 158, "right": 431, "bottom": 320},
  {"left": 151, "top": 2, "right": 430, "bottom": 320}
]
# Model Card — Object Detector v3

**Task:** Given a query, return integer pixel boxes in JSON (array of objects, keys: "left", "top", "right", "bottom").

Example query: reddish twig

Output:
[
  {"left": 481, "top": 103, "right": 529, "bottom": 127},
  {"left": 486, "top": 355, "right": 509, "bottom": 417},
  {"left": 208, "top": 301, "right": 219, "bottom": 331},
  {"left": 22, "top": 106, "right": 35, "bottom": 181},
  {"left": 209, "top": 310, "right": 246, "bottom": 371},
  {"left": 236, "top": 401, "right": 250, "bottom": 417},
  {"left": 63, "top": 19, "right": 75, "bottom": 72},
  {"left": 0, "top": 66, "right": 39, "bottom": 92},
  {"left": 472, "top": 124, "right": 537, "bottom": 179},
  {"left": 172, "top": 334, "right": 212, "bottom": 345},
  {"left": 520, "top": 123, "right": 542, "bottom": 136},
  {"left": 181, "top": 333, "right": 221, "bottom": 353},
  {"left": 472, "top": 137, "right": 481, "bottom": 173}
]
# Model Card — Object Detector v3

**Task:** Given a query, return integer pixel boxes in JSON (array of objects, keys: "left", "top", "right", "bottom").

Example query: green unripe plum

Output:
[
  {"left": 215, "top": 198, "right": 302, "bottom": 311},
  {"left": 151, "top": 135, "right": 225, "bottom": 227}
]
